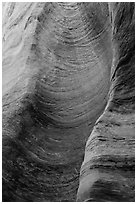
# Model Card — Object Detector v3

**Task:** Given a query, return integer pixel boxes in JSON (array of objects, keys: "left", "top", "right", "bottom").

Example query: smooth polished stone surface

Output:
[
  {"left": 77, "top": 2, "right": 135, "bottom": 202},
  {"left": 2, "top": 2, "right": 134, "bottom": 202}
]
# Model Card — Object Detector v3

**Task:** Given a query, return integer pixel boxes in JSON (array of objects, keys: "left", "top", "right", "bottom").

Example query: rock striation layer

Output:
[
  {"left": 77, "top": 2, "right": 135, "bottom": 202},
  {"left": 2, "top": 2, "right": 134, "bottom": 202}
]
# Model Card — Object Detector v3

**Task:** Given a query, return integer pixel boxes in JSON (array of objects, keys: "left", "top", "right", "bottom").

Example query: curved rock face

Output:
[
  {"left": 2, "top": 2, "right": 134, "bottom": 202},
  {"left": 77, "top": 2, "right": 135, "bottom": 202}
]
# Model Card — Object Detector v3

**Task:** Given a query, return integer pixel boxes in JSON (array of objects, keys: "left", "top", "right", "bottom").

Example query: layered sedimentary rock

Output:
[
  {"left": 77, "top": 2, "right": 135, "bottom": 202},
  {"left": 2, "top": 2, "right": 134, "bottom": 202}
]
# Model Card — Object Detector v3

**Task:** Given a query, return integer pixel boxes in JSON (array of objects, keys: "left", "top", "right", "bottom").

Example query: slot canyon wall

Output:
[{"left": 2, "top": 2, "right": 135, "bottom": 202}]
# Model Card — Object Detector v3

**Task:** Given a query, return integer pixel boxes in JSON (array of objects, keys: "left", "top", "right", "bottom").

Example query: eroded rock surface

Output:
[
  {"left": 77, "top": 2, "right": 135, "bottom": 202},
  {"left": 2, "top": 2, "right": 134, "bottom": 202}
]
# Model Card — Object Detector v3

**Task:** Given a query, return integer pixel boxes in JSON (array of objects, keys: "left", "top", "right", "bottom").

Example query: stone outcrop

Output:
[
  {"left": 77, "top": 2, "right": 135, "bottom": 202},
  {"left": 2, "top": 2, "right": 134, "bottom": 202}
]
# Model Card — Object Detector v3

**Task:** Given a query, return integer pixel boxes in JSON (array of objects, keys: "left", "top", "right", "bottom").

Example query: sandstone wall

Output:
[{"left": 2, "top": 2, "right": 135, "bottom": 202}]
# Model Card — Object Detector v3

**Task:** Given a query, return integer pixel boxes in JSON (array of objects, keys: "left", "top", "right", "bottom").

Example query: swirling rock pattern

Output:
[
  {"left": 77, "top": 2, "right": 135, "bottom": 202},
  {"left": 2, "top": 2, "right": 134, "bottom": 202}
]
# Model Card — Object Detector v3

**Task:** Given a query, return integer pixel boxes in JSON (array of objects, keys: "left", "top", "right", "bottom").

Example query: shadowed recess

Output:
[
  {"left": 2, "top": 2, "right": 134, "bottom": 202},
  {"left": 77, "top": 2, "right": 135, "bottom": 202}
]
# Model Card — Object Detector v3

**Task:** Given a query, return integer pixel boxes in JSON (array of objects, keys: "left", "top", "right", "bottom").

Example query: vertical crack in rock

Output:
[
  {"left": 77, "top": 2, "right": 135, "bottom": 202},
  {"left": 2, "top": 2, "right": 134, "bottom": 202}
]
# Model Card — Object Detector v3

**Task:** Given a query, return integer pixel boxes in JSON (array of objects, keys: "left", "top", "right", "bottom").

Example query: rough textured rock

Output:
[{"left": 2, "top": 2, "right": 134, "bottom": 202}]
